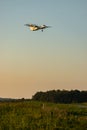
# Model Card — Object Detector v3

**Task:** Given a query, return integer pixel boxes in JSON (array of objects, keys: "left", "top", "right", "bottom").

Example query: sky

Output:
[{"left": 0, "top": 0, "right": 87, "bottom": 98}]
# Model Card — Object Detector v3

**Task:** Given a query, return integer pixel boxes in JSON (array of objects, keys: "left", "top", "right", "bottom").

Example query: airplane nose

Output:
[
  {"left": 24, "top": 24, "right": 29, "bottom": 26},
  {"left": 24, "top": 24, "right": 27, "bottom": 26}
]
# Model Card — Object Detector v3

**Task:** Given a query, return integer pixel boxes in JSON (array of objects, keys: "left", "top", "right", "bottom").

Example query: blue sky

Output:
[{"left": 0, "top": 0, "right": 87, "bottom": 98}]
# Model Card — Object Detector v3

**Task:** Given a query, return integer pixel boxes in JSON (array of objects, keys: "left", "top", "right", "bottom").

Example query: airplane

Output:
[{"left": 24, "top": 24, "right": 51, "bottom": 32}]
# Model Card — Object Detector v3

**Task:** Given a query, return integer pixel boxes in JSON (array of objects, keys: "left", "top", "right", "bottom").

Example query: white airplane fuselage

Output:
[{"left": 30, "top": 26, "right": 39, "bottom": 31}]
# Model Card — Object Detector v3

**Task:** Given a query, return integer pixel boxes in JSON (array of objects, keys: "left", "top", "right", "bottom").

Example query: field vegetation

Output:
[{"left": 0, "top": 101, "right": 87, "bottom": 130}]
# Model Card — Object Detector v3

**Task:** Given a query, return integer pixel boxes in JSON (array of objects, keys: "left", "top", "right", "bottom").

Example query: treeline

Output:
[
  {"left": 0, "top": 98, "right": 30, "bottom": 102},
  {"left": 32, "top": 90, "right": 87, "bottom": 103}
]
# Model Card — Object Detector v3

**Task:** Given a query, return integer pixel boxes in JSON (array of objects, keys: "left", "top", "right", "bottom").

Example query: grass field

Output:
[{"left": 0, "top": 101, "right": 87, "bottom": 130}]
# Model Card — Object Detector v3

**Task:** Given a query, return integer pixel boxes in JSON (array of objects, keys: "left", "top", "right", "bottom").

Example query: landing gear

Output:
[{"left": 41, "top": 29, "right": 43, "bottom": 32}]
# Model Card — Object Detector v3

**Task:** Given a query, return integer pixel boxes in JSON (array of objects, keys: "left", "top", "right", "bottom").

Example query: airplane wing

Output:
[{"left": 25, "top": 24, "right": 39, "bottom": 27}]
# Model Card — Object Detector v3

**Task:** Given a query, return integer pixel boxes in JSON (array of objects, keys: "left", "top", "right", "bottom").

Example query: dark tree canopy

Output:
[{"left": 32, "top": 90, "right": 87, "bottom": 103}]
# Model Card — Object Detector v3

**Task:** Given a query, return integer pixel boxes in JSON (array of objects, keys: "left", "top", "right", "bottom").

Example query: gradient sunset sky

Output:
[{"left": 0, "top": 0, "right": 87, "bottom": 98}]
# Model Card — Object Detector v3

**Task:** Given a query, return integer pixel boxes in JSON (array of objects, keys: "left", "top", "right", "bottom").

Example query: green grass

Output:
[{"left": 0, "top": 101, "right": 87, "bottom": 130}]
